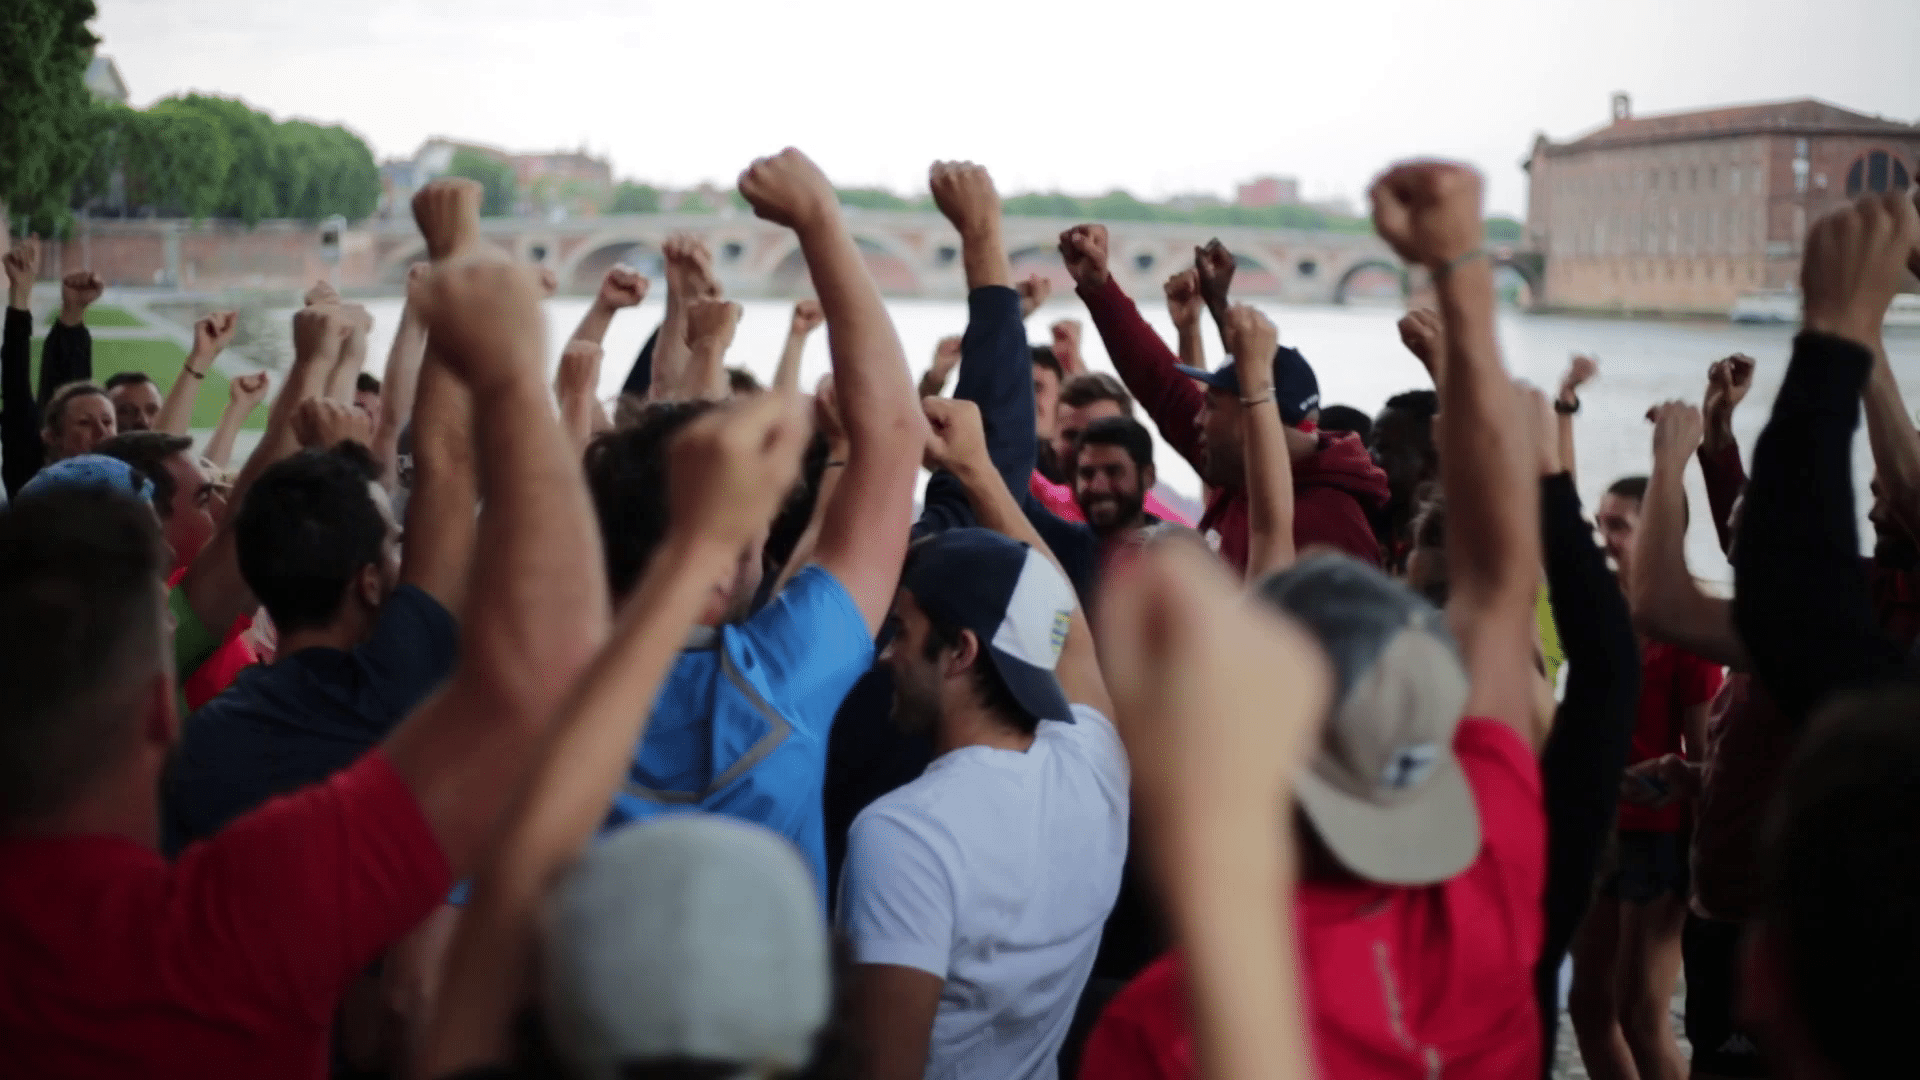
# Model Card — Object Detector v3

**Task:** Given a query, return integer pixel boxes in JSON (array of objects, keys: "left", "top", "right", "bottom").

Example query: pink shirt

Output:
[{"left": 1028, "top": 471, "right": 1191, "bottom": 528}]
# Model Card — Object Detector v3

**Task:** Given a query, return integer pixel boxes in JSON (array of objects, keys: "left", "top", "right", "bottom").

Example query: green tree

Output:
[
  {"left": 1485, "top": 215, "right": 1525, "bottom": 242},
  {"left": 836, "top": 187, "right": 912, "bottom": 211},
  {"left": 1, "top": 0, "right": 100, "bottom": 232},
  {"left": 447, "top": 148, "right": 518, "bottom": 217},
  {"left": 606, "top": 181, "right": 660, "bottom": 213}
]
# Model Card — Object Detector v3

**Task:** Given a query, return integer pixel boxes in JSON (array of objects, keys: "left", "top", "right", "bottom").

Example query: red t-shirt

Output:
[
  {"left": 1079, "top": 718, "right": 1545, "bottom": 1080},
  {"left": 165, "top": 567, "right": 261, "bottom": 711},
  {"left": 0, "top": 751, "right": 450, "bottom": 1079},
  {"left": 1617, "top": 643, "right": 1724, "bottom": 833}
]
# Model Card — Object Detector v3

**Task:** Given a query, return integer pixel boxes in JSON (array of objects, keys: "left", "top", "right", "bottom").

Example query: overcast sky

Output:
[{"left": 94, "top": 0, "right": 1918, "bottom": 217}]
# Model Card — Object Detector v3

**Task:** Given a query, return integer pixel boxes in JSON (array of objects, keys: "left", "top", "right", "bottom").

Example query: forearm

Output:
[
  {"left": 326, "top": 327, "right": 369, "bottom": 403},
  {"left": 771, "top": 452, "right": 844, "bottom": 596},
  {"left": 1864, "top": 352, "right": 1920, "bottom": 537},
  {"left": 1732, "top": 332, "right": 1900, "bottom": 723},
  {"left": 375, "top": 311, "right": 428, "bottom": 488},
  {"left": 1175, "top": 321, "right": 1206, "bottom": 371},
  {"left": 568, "top": 300, "right": 617, "bottom": 346},
  {"left": 802, "top": 214, "right": 919, "bottom": 448},
  {"left": 37, "top": 321, "right": 92, "bottom": 406},
  {"left": 202, "top": 398, "right": 251, "bottom": 469},
  {"left": 651, "top": 298, "right": 694, "bottom": 401},
  {"left": 958, "top": 218, "right": 1011, "bottom": 292},
  {"left": 1633, "top": 462, "right": 1749, "bottom": 668},
  {"left": 419, "top": 533, "right": 728, "bottom": 1079},
  {"left": 1697, "top": 439, "right": 1747, "bottom": 557},
  {"left": 154, "top": 351, "right": 215, "bottom": 436},
  {"left": 680, "top": 341, "right": 730, "bottom": 401},
  {"left": 1555, "top": 413, "right": 1577, "bottom": 488},
  {"left": 404, "top": 356, "right": 480, "bottom": 611},
  {"left": 1078, "top": 277, "right": 1205, "bottom": 465},
  {"left": 952, "top": 286, "right": 1037, "bottom": 499},
  {"left": 1243, "top": 405, "right": 1295, "bottom": 581},
  {"left": 773, "top": 331, "right": 807, "bottom": 393}
]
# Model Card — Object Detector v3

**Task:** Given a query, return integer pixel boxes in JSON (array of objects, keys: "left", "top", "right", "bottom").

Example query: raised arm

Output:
[
  {"left": 554, "top": 339, "right": 605, "bottom": 456},
  {"left": 38, "top": 269, "right": 98, "bottom": 407},
  {"left": 1698, "top": 353, "right": 1753, "bottom": 555},
  {"left": 568, "top": 263, "right": 648, "bottom": 348},
  {"left": 1732, "top": 193, "right": 1917, "bottom": 724},
  {"left": 1165, "top": 269, "right": 1208, "bottom": 371},
  {"left": 1554, "top": 353, "right": 1596, "bottom": 485},
  {"left": 916, "top": 334, "right": 962, "bottom": 400},
  {"left": 923, "top": 395, "right": 1111, "bottom": 718},
  {"left": 2, "top": 238, "right": 43, "bottom": 497},
  {"left": 400, "top": 345, "right": 479, "bottom": 613},
  {"left": 379, "top": 177, "right": 610, "bottom": 879},
  {"left": 373, "top": 267, "right": 430, "bottom": 490},
  {"left": 1231, "top": 305, "right": 1295, "bottom": 580},
  {"left": 155, "top": 311, "right": 238, "bottom": 436},
  {"left": 679, "top": 298, "right": 742, "bottom": 402},
  {"left": 1194, "top": 239, "right": 1237, "bottom": 345},
  {"left": 1396, "top": 308, "right": 1446, "bottom": 393},
  {"left": 649, "top": 234, "right": 719, "bottom": 401},
  {"left": 1062, "top": 224, "right": 1206, "bottom": 468},
  {"left": 1631, "top": 402, "right": 1748, "bottom": 668},
  {"left": 1016, "top": 272, "right": 1052, "bottom": 319},
  {"left": 419, "top": 392, "right": 809, "bottom": 1078},
  {"left": 202, "top": 372, "right": 270, "bottom": 470},
  {"left": 1372, "top": 162, "right": 1539, "bottom": 736},
  {"left": 739, "top": 149, "right": 927, "bottom": 634},
  {"left": 775, "top": 298, "right": 824, "bottom": 393}
]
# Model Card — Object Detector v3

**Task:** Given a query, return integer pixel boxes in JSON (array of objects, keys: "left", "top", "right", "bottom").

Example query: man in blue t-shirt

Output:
[
  {"left": 163, "top": 363, "right": 478, "bottom": 853},
  {"left": 585, "top": 150, "right": 925, "bottom": 900}
]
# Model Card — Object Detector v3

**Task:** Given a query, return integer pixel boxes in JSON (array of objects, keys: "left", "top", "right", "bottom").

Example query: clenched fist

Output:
[
  {"left": 61, "top": 271, "right": 104, "bottom": 312},
  {"left": 663, "top": 234, "right": 721, "bottom": 301},
  {"left": 1397, "top": 309, "right": 1444, "bottom": 372},
  {"left": 5, "top": 236, "right": 41, "bottom": 309},
  {"left": 921, "top": 396, "right": 989, "bottom": 475},
  {"left": 1016, "top": 273, "right": 1052, "bottom": 317},
  {"left": 1058, "top": 225, "right": 1110, "bottom": 289},
  {"left": 1801, "top": 191, "right": 1920, "bottom": 349},
  {"left": 407, "top": 259, "right": 549, "bottom": 396},
  {"left": 1646, "top": 399, "right": 1704, "bottom": 468},
  {"left": 929, "top": 161, "right": 1001, "bottom": 240},
  {"left": 1164, "top": 269, "right": 1204, "bottom": 329},
  {"left": 1224, "top": 305, "right": 1278, "bottom": 391},
  {"left": 790, "top": 298, "right": 824, "bottom": 337},
  {"left": 685, "top": 298, "right": 743, "bottom": 353},
  {"left": 669, "top": 391, "right": 815, "bottom": 551},
  {"left": 1050, "top": 320, "right": 1084, "bottom": 375},
  {"left": 293, "top": 397, "right": 375, "bottom": 451},
  {"left": 1194, "top": 240, "right": 1235, "bottom": 311},
  {"left": 229, "top": 371, "right": 272, "bottom": 411},
  {"left": 1559, "top": 353, "right": 1598, "bottom": 405},
  {"left": 412, "top": 178, "right": 485, "bottom": 260},
  {"left": 597, "top": 264, "right": 649, "bottom": 310},
  {"left": 1369, "top": 162, "right": 1485, "bottom": 271},
  {"left": 1703, "top": 354, "right": 1755, "bottom": 435},
  {"left": 291, "top": 304, "right": 352, "bottom": 363},
  {"left": 738, "top": 149, "right": 838, "bottom": 232},
  {"left": 304, "top": 280, "right": 341, "bottom": 307},
  {"left": 193, "top": 311, "right": 240, "bottom": 356}
]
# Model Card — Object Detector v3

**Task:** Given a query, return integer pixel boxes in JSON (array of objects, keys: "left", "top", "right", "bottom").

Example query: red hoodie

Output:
[{"left": 1078, "top": 277, "right": 1389, "bottom": 573}]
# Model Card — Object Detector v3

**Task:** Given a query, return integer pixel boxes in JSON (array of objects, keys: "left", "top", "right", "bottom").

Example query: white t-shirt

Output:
[{"left": 837, "top": 704, "right": 1130, "bottom": 1080}]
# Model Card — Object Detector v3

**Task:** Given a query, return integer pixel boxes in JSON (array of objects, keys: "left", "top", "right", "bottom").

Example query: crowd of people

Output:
[{"left": 0, "top": 147, "right": 1916, "bottom": 1080}]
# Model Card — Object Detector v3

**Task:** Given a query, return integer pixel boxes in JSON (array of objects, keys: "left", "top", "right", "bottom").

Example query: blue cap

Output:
[
  {"left": 900, "top": 528, "right": 1076, "bottom": 726},
  {"left": 1175, "top": 344, "right": 1321, "bottom": 426},
  {"left": 19, "top": 454, "right": 154, "bottom": 503}
]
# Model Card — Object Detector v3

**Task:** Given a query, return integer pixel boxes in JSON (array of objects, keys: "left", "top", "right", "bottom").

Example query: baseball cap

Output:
[
  {"left": 1253, "top": 553, "right": 1477, "bottom": 886},
  {"left": 1175, "top": 344, "right": 1321, "bottom": 426},
  {"left": 541, "top": 815, "right": 831, "bottom": 1077},
  {"left": 900, "top": 527, "right": 1076, "bottom": 727},
  {"left": 19, "top": 454, "right": 155, "bottom": 503}
]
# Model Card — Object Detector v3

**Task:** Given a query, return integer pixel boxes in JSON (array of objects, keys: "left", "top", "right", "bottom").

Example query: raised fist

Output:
[
  {"left": 664, "top": 234, "right": 721, "bottom": 301},
  {"left": 1223, "top": 305, "right": 1277, "bottom": 390},
  {"left": 1703, "top": 353, "right": 1755, "bottom": 422},
  {"left": 738, "top": 149, "right": 838, "bottom": 232},
  {"left": 685, "top": 298, "right": 743, "bottom": 353},
  {"left": 597, "top": 264, "right": 649, "bottom": 310},
  {"left": 411, "top": 178, "right": 485, "bottom": 260},
  {"left": 1050, "top": 320, "right": 1084, "bottom": 375},
  {"left": 929, "top": 161, "right": 1001, "bottom": 239},
  {"left": 228, "top": 371, "right": 272, "bottom": 410},
  {"left": 669, "top": 391, "right": 814, "bottom": 550},
  {"left": 1164, "top": 269, "right": 1204, "bottom": 329},
  {"left": 1016, "top": 273, "right": 1052, "bottom": 317},
  {"left": 921, "top": 395, "right": 989, "bottom": 474},
  {"left": 1801, "top": 191, "right": 1920, "bottom": 348},
  {"left": 1646, "top": 399, "right": 1704, "bottom": 467},
  {"left": 1057, "top": 225, "right": 1110, "bottom": 289},
  {"left": 5, "top": 236, "right": 41, "bottom": 308},
  {"left": 790, "top": 298, "right": 824, "bottom": 337},
  {"left": 1559, "top": 353, "right": 1598, "bottom": 404},
  {"left": 1194, "top": 240, "right": 1236, "bottom": 309},
  {"left": 1369, "top": 162, "right": 1485, "bottom": 270},
  {"left": 293, "top": 397, "right": 375, "bottom": 451},
  {"left": 1396, "top": 309, "right": 1444, "bottom": 371},
  {"left": 557, "top": 339, "right": 605, "bottom": 397},
  {"left": 407, "top": 259, "right": 549, "bottom": 396},
  {"left": 194, "top": 311, "right": 239, "bottom": 355},
  {"left": 303, "top": 280, "right": 341, "bottom": 307},
  {"left": 291, "top": 304, "right": 352, "bottom": 363},
  {"left": 929, "top": 335, "right": 963, "bottom": 380},
  {"left": 61, "top": 271, "right": 104, "bottom": 311}
]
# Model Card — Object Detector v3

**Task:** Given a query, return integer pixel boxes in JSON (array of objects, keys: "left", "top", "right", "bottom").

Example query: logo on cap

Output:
[
  {"left": 1380, "top": 743, "right": 1440, "bottom": 791},
  {"left": 1048, "top": 610, "right": 1071, "bottom": 661}
]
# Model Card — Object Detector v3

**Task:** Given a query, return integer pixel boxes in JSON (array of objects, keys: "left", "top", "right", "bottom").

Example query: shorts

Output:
[
  {"left": 1684, "top": 915, "right": 1767, "bottom": 1077},
  {"left": 1600, "top": 829, "right": 1690, "bottom": 904}
]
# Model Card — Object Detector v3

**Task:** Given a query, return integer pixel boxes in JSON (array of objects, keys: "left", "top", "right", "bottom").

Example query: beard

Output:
[
  {"left": 1079, "top": 490, "right": 1146, "bottom": 536},
  {"left": 891, "top": 671, "right": 942, "bottom": 737}
]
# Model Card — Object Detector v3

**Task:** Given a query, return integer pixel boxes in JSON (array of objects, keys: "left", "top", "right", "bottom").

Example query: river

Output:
[{"left": 294, "top": 296, "right": 1920, "bottom": 586}]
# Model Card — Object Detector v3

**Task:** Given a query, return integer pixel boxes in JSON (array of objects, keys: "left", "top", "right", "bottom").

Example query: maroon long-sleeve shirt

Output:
[{"left": 1076, "top": 276, "right": 1387, "bottom": 572}]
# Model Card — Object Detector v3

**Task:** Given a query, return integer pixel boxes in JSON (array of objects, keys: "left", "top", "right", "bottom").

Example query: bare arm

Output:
[
  {"left": 1633, "top": 402, "right": 1749, "bottom": 669},
  {"left": 926, "top": 396, "right": 1111, "bottom": 719},
  {"left": 1373, "top": 163, "right": 1539, "bottom": 736},
  {"left": 1396, "top": 308, "right": 1446, "bottom": 393},
  {"left": 327, "top": 309, "right": 373, "bottom": 403},
  {"left": 418, "top": 392, "right": 809, "bottom": 1078},
  {"left": 374, "top": 279, "right": 428, "bottom": 490},
  {"left": 851, "top": 965, "right": 943, "bottom": 1080},
  {"left": 1194, "top": 240, "right": 1237, "bottom": 344},
  {"left": 649, "top": 235, "right": 717, "bottom": 401},
  {"left": 399, "top": 349, "right": 479, "bottom": 613},
  {"left": 775, "top": 299, "right": 823, "bottom": 393},
  {"left": 569, "top": 264, "right": 648, "bottom": 349},
  {"left": 740, "top": 149, "right": 927, "bottom": 635},
  {"left": 678, "top": 298, "right": 740, "bottom": 402},
  {"left": 554, "top": 340, "right": 605, "bottom": 457},
  {"left": 917, "top": 335, "right": 962, "bottom": 400},
  {"left": 155, "top": 311, "right": 237, "bottom": 436},
  {"left": 1165, "top": 269, "right": 1208, "bottom": 371},
  {"left": 379, "top": 178, "right": 610, "bottom": 882},
  {"left": 1231, "top": 306, "right": 1295, "bottom": 581},
  {"left": 202, "top": 372, "right": 269, "bottom": 470},
  {"left": 769, "top": 380, "right": 848, "bottom": 598}
]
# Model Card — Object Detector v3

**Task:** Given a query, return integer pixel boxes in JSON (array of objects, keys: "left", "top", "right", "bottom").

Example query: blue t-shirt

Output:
[
  {"left": 161, "top": 585, "right": 458, "bottom": 855},
  {"left": 606, "top": 565, "right": 874, "bottom": 905}
]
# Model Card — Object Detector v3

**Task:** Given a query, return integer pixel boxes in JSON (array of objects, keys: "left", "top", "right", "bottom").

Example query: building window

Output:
[{"left": 1846, "top": 150, "right": 1913, "bottom": 196}]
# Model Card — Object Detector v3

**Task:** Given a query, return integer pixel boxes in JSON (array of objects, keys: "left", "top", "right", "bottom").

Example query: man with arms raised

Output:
[
  {"left": 586, "top": 148, "right": 925, "bottom": 901},
  {"left": 842, "top": 396, "right": 1127, "bottom": 1080},
  {"left": 0, "top": 179, "right": 609, "bottom": 1078}
]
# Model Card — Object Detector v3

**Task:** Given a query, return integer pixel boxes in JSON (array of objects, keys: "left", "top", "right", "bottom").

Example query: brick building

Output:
[
  {"left": 1237, "top": 176, "right": 1301, "bottom": 208},
  {"left": 1525, "top": 94, "right": 1920, "bottom": 314}
]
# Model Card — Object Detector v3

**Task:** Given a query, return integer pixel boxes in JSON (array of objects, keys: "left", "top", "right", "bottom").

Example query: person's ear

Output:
[
  {"left": 949, "top": 628, "right": 984, "bottom": 679},
  {"left": 354, "top": 563, "right": 385, "bottom": 610},
  {"left": 1141, "top": 463, "right": 1157, "bottom": 491}
]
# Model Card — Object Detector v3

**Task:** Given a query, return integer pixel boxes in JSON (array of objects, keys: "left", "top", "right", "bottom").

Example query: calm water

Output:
[{"left": 264, "top": 296, "right": 1920, "bottom": 585}]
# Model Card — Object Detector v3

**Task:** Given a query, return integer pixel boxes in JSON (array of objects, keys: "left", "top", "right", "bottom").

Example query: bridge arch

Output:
[
  {"left": 379, "top": 241, "right": 429, "bottom": 285},
  {"left": 1230, "top": 252, "right": 1281, "bottom": 297},
  {"left": 568, "top": 239, "right": 663, "bottom": 291},
  {"left": 768, "top": 235, "right": 921, "bottom": 295},
  {"left": 1332, "top": 259, "right": 1410, "bottom": 304},
  {"left": 1490, "top": 250, "right": 1544, "bottom": 308}
]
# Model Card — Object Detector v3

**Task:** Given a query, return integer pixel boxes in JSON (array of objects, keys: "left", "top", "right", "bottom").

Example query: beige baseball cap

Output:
[{"left": 1254, "top": 554, "right": 1479, "bottom": 886}]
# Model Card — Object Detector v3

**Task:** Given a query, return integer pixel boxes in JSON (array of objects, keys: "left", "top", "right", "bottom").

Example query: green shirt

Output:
[{"left": 169, "top": 585, "right": 222, "bottom": 696}]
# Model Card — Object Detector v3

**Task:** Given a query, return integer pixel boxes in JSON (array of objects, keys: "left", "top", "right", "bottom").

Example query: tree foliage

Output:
[
  {"left": 1485, "top": 215, "right": 1525, "bottom": 242},
  {"left": 447, "top": 149, "right": 518, "bottom": 217},
  {"left": 1, "top": 0, "right": 100, "bottom": 232},
  {"left": 605, "top": 181, "right": 660, "bottom": 214}
]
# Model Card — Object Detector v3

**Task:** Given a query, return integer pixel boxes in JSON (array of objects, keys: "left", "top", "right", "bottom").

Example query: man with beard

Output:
[
  {"left": 840, "top": 396, "right": 1125, "bottom": 1080},
  {"left": 1072, "top": 415, "right": 1163, "bottom": 549}
]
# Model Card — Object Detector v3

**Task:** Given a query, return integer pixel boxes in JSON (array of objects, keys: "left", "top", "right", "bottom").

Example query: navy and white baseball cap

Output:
[
  {"left": 1175, "top": 344, "right": 1321, "bottom": 426},
  {"left": 900, "top": 527, "right": 1076, "bottom": 726}
]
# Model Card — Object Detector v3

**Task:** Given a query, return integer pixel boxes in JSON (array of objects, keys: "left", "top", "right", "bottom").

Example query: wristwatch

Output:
[{"left": 1554, "top": 395, "right": 1580, "bottom": 415}]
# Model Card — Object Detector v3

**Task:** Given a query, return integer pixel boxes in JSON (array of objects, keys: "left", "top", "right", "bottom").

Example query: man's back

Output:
[{"left": 841, "top": 704, "right": 1130, "bottom": 1080}]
